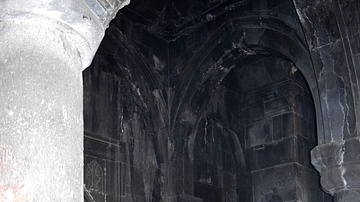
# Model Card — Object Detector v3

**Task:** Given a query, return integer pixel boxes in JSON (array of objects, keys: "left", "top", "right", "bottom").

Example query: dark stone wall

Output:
[
  {"left": 293, "top": 0, "right": 360, "bottom": 142},
  {"left": 193, "top": 117, "right": 243, "bottom": 201},
  {"left": 223, "top": 56, "right": 331, "bottom": 201},
  {"left": 83, "top": 53, "right": 169, "bottom": 201},
  {"left": 82, "top": 54, "right": 332, "bottom": 201},
  {"left": 78, "top": 0, "right": 360, "bottom": 201}
]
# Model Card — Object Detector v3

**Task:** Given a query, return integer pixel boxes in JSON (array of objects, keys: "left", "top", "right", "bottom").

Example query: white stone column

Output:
[{"left": 0, "top": 0, "right": 129, "bottom": 201}]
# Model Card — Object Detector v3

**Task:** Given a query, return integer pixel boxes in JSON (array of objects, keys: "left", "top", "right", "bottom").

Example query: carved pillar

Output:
[
  {"left": 0, "top": 0, "right": 129, "bottom": 201},
  {"left": 312, "top": 138, "right": 360, "bottom": 202}
]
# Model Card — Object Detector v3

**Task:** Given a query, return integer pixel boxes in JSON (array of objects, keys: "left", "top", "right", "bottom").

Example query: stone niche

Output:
[
  {"left": 211, "top": 55, "right": 333, "bottom": 202},
  {"left": 188, "top": 55, "right": 333, "bottom": 201}
]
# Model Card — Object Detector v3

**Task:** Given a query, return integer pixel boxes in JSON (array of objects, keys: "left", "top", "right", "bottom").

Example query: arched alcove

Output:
[
  {"left": 193, "top": 54, "right": 332, "bottom": 202},
  {"left": 190, "top": 54, "right": 333, "bottom": 201}
]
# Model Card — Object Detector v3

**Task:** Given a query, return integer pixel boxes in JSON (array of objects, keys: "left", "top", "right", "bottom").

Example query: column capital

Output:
[
  {"left": 0, "top": 0, "right": 130, "bottom": 68},
  {"left": 311, "top": 138, "right": 360, "bottom": 195},
  {"left": 84, "top": 0, "right": 131, "bottom": 27}
]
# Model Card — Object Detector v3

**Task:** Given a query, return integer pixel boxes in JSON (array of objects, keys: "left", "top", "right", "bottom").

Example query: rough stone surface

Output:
[
  {"left": 3, "top": 1, "right": 360, "bottom": 199},
  {"left": 293, "top": 0, "right": 360, "bottom": 143},
  {"left": 81, "top": 0, "right": 343, "bottom": 201},
  {"left": 0, "top": 0, "right": 130, "bottom": 201},
  {"left": 0, "top": 0, "right": 130, "bottom": 68},
  {"left": 312, "top": 139, "right": 360, "bottom": 197},
  {"left": 335, "top": 189, "right": 360, "bottom": 202},
  {"left": 82, "top": 0, "right": 360, "bottom": 201},
  {"left": 0, "top": 21, "right": 83, "bottom": 201}
]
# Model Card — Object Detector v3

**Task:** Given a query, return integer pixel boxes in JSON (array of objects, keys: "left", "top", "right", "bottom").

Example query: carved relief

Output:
[
  {"left": 224, "top": 186, "right": 236, "bottom": 202},
  {"left": 85, "top": 160, "right": 104, "bottom": 193}
]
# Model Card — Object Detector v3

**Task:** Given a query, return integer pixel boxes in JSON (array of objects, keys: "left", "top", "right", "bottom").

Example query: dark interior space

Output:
[
  {"left": 2, "top": 0, "right": 360, "bottom": 201},
  {"left": 83, "top": 0, "right": 360, "bottom": 201}
]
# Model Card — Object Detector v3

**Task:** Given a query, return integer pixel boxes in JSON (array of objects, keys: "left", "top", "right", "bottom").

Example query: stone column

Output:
[
  {"left": 312, "top": 139, "right": 360, "bottom": 202},
  {"left": 0, "top": 0, "right": 129, "bottom": 201}
]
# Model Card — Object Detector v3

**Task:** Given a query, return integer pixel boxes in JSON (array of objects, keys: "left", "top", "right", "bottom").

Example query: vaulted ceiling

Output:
[
  {"left": 119, "top": 0, "right": 256, "bottom": 40},
  {"left": 98, "top": 0, "right": 313, "bottom": 135}
]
